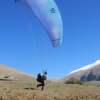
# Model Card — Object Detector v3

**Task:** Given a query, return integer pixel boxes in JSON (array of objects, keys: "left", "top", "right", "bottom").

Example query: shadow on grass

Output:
[{"left": 24, "top": 87, "right": 36, "bottom": 90}]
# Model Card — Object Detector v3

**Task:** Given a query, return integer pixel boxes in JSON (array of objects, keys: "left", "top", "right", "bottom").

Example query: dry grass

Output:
[{"left": 0, "top": 80, "right": 100, "bottom": 100}]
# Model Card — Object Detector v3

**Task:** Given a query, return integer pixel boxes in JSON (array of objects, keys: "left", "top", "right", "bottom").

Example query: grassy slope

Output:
[
  {"left": 0, "top": 64, "right": 35, "bottom": 79},
  {"left": 0, "top": 80, "right": 100, "bottom": 100},
  {"left": 0, "top": 64, "right": 100, "bottom": 99}
]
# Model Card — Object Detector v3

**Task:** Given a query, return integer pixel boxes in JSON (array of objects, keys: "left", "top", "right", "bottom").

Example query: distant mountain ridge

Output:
[
  {"left": 68, "top": 60, "right": 100, "bottom": 75},
  {"left": 1, "top": 60, "right": 100, "bottom": 83},
  {"left": 50, "top": 60, "right": 100, "bottom": 83}
]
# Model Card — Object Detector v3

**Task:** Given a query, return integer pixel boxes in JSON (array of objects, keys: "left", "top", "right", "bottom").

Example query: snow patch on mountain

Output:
[{"left": 67, "top": 60, "right": 100, "bottom": 75}]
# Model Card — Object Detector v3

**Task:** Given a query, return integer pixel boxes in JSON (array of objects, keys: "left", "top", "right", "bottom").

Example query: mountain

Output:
[
  {"left": 0, "top": 64, "right": 36, "bottom": 81},
  {"left": 50, "top": 60, "right": 100, "bottom": 83}
]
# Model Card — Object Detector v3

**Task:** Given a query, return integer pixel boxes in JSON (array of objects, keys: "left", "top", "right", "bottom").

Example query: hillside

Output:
[
  {"left": 0, "top": 64, "right": 100, "bottom": 100},
  {"left": 49, "top": 60, "right": 100, "bottom": 83},
  {"left": 60, "top": 60, "right": 100, "bottom": 83},
  {"left": 0, "top": 64, "right": 36, "bottom": 81}
]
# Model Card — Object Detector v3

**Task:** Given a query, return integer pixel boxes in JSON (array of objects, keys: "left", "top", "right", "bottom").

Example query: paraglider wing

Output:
[{"left": 23, "top": 0, "right": 63, "bottom": 48}]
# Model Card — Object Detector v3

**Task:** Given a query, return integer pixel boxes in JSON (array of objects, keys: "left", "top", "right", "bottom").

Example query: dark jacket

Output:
[{"left": 37, "top": 73, "right": 47, "bottom": 82}]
